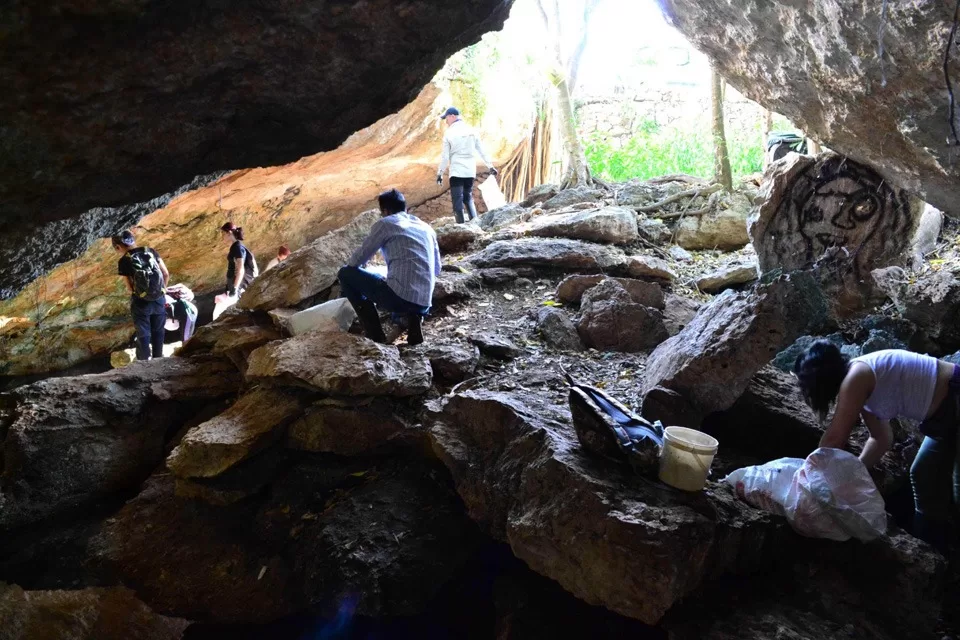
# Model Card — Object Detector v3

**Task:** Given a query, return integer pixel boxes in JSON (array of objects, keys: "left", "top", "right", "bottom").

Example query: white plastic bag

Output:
[
  {"left": 723, "top": 448, "right": 887, "bottom": 542},
  {"left": 288, "top": 298, "right": 357, "bottom": 336},
  {"left": 478, "top": 175, "right": 507, "bottom": 210},
  {"left": 212, "top": 293, "right": 238, "bottom": 321}
]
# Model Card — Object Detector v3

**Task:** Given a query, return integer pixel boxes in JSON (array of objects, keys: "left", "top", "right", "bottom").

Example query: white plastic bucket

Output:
[{"left": 658, "top": 427, "right": 719, "bottom": 492}]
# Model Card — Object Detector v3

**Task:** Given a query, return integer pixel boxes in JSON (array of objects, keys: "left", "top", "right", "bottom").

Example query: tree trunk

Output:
[
  {"left": 808, "top": 138, "right": 822, "bottom": 155},
  {"left": 711, "top": 68, "right": 732, "bottom": 192},
  {"left": 761, "top": 108, "right": 773, "bottom": 168},
  {"left": 549, "top": 66, "right": 591, "bottom": 188},
  {"left": 537, "top": 0, "right": 595, "bottom": 189}
]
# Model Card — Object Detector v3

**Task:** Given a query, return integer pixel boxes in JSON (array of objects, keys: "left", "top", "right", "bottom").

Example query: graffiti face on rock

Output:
[
  {"left": 769, "top": 156, "right": 913, "bottom": 278},
  {"left": 798, "top": 179, "right": 883, "bottom": 261}
]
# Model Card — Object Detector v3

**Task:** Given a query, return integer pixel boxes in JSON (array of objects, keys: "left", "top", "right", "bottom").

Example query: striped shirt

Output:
[
  {"left": 347, "top": 212, "right": 441, "bottom": 307},
  {"left": 438, "top": 119, "right": 494, "bottom": 178}
]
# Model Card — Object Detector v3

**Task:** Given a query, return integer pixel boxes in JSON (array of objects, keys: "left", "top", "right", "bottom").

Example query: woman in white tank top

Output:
[{"left": 794, "top": 340, "right": 960, "bottom": 551}]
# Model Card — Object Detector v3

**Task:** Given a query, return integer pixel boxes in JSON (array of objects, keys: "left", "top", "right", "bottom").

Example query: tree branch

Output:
[
  {"left": 568, "top": 0, "right": 605, "bottom": 94},
  {"left": 634, "top": 184, "right": 722, "bottom": 213}
]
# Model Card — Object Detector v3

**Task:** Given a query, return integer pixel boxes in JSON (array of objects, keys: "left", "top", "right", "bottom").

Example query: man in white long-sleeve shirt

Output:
[
  {"left": 436, "top": 107, "right": 498, "bottom": 224},
  {"left": 337, "top": 189, "right": 441, "bottom": 345}
]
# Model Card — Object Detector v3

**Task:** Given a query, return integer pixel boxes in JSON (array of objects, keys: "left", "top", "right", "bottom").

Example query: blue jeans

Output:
[
  {"left": 910, "top": 375, "right": 960, "bottom": 547},
  {"left": 337, "top": 266, "right": 429, "bottom": 316},
  {"left": 131, "top": 298, "right": 166, "bottom": 361}
]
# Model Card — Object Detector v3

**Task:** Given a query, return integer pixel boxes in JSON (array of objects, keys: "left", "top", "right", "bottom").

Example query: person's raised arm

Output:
[
  {"left": 819, "top": 365, "right": 874, "bottom": 451},
  {"left": 347, "top": 220, "right": 387, "bottom": 268},
  {"left": 859, "top": 412, "right": 894, "bottom": 468}
]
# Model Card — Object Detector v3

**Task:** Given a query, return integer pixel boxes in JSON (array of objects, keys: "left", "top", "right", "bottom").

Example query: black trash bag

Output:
[{"left": 567, "top": 373, "right": 664, "bottom": 476}]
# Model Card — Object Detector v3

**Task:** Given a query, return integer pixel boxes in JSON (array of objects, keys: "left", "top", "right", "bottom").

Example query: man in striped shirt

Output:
[{"left": 337, "top": 189, "right": 441, "bottom": 345}]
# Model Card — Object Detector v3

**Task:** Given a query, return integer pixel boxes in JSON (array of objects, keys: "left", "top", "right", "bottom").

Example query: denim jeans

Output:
[
  {"left": 450, "top": 176, "right": 475, "bottom": 224},
  {"left": 131, "top": 298, "right": 166, "bottom": 360},
  {"left": 337, "top": 266, "right": 429, "bottom": 316},
  {"left": 910, "top": 372, "right": 960, "bottom": 547}
]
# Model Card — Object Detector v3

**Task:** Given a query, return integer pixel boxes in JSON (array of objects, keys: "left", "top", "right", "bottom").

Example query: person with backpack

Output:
[
  {"left": 113, "top": 229, "right": 170, "bottom": 361},
  {"left": 220, "top": 222, "right": 259, "bottom": 297},
  {"left": 436, "top": 106, "right": 497, "bottom": 224}
]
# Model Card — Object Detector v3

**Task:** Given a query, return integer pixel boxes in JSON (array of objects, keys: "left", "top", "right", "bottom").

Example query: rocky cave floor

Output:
[{"left": 2, "top": 176, "right": 960, "bottom": 639}]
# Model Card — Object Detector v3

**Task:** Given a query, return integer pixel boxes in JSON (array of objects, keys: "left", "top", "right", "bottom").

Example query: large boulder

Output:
[
  {"left": 521, "top": 184, "right": 559, "bottom": 207},
  {"left": 657, "top": 0, "right": 960, "bottom": 216},
  {"left": 703, "top": 366, "right": 822, "bottom": 461},
  {"left": 642, "top": 273, "right": 828, "bottom": 424},
  {"left": 426, "top": 389, "right": 792, "bottom": 624},
  {"left": 167, "top": 388, "right": 304, "bottom": 479},
  {"left": 527, "top": 206, "right": 639, "bottom": 245},
  {"left": 674, "top": 196, "right": 751, "bottom": 251},
  {"left": 468, "top": 238, "right": 626, "bottom": 273},
  {"left": 695, "top": 261, "right": 759, "bottom": 294},
  {"left": 872, "top": 268, "right": 960, "bottom": 353},
  {"left": 287, "top": 400, "right": 419, "bottom": 456},
  {"left": 432, "top": 270, "right": 482, "bottom": 303},
  {"left": 94, "top": 458, "right": 481, "bottom": 623},
  {"left": 0, "top": 583, "right": 189, "bottom": 640},
  {"left": 910, "top": 203, "right": 944, "bottom": 269},
  {"left": 555, "top": 274, "right": 664, "bottom": 308},
  {"left": 541, "top": 186, "right": 604, "bottom": 210},
  {"left": 478, "top": 203, "right": 529, "bottom": 231},
  {"left": 435, "top": 223, "right": 484, "bottom": 253},
  {"left": 623, "top": 255, "right": 677, "bottom": 282},
  {"left": 419, "top": 343, "right": 480, "bottom": 383},
  {"left": 238, "top": 210, "right": 379, "bottom": 311},
  {"left": 246, "top": 331, "right": 432, "bottom": 397},
  {"left": 0, "top": 357, "right": 240, "bottom": 530},
  {"left": 535, "top": 307, "right": 583, "bottom": 351},
  {"left": 576, "top": 280, "right": 668, "bottom": 352},
  {"left": 662, "top": 293, "right": 702, "bottom": 336},
  {"left": 747, "top": 154, "right": 920, "bottom": 311}
]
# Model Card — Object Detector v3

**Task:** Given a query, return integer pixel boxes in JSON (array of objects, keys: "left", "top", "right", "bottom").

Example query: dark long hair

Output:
[
  {"left": 793, "top": 340, "right": 850, "bottom": 421},
  {"left": 221, "top": 222, "right": 244, "bottom": 241}
]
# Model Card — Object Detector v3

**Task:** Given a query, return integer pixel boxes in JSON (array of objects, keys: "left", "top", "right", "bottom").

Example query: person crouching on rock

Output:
[
  {"left": 794, "top": 341, "right": 960, "bottom": 551},
  {"left": 337, "top": 189, "right": 440, "bottom": 346},
  {"left": 220, "top": 222, "right": 259, "bottom": 297},
  {"left": 112, "top": 229, "right": 170, "bottom": 361}
]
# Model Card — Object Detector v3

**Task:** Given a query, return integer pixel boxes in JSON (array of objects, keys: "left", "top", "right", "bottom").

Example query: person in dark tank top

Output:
[
  {"left": 220, "top": 222, "right": 258, "bottom": 296},
  {"left": 794, "top": 341, "right": 960, "bottom": 551}
]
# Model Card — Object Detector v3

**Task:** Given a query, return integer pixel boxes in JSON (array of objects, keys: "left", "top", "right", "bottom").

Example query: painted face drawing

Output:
[{"left": 798, "top": 176, "right": 882, "bottom": 260}]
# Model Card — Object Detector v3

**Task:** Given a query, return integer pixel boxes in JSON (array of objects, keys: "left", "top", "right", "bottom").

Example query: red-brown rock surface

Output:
[{"left": 0, "top": 82, "right": 526, "bottom": 376}]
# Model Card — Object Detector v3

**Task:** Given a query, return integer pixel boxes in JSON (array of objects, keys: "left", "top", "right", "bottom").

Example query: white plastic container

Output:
[{"left": 658, "top": 427, "right": 719, "bottom": 492}]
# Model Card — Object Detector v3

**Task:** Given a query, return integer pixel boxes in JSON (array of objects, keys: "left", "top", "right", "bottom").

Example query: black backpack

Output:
[
  {"left": 129, "top": 248, "right": 165, "bottom": 300},
  {"left": 766, "top": 132, "right": 808, "bottom": 162}
]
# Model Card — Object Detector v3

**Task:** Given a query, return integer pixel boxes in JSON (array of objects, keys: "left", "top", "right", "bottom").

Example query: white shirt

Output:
[
  {"left": 437, "top": 119, "right": 494, "bottom": 179},
  {"left": 852, "top": 349, "right": 939, "bottom": 420},
  {"left": 347, "top": 212, "right": 442, "bottom": 308}
]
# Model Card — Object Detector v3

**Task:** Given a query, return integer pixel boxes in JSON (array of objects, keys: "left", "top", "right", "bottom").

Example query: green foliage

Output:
[{"left": 585, "top": 115, "right": 796, "bottom": 183}]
